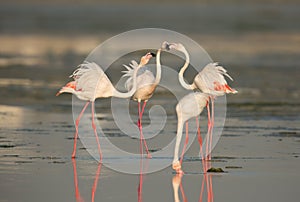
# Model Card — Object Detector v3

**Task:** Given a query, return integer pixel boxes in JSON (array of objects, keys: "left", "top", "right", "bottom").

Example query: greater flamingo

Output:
[
  {"left": 122, "top": 49, "right": 162, "bottom": 158},
  {"left": 56, "top": 53, "right": 154, "bottom": 160},
  {"left": 163, "top": 41, "right": 237, "bottom": 160},
  {"left": 172, "top": 92, "right": 210, "bottom": 174}
]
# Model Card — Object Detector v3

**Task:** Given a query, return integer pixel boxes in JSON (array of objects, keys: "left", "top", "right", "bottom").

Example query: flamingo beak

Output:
[
  {"left": 150, "top": 52, "right": 156, "bottom": 57},
  {"left": 162, "top": 41, "right": 177, "bottom": 51},
  {"left": 162, "top": 41, "right": 171, "bottom": 50}
]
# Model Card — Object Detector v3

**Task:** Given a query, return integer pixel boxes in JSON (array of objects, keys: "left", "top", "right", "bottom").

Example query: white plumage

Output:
[
  {"left": 69, "top": 62, "right": 114, "bottom": 101},
  {"left": 172, "top": 92, "right": 210, "bottom": 172},
  {"left": 122, "top": 51, "right": 161, "bottom": 102},
  {"left": 193, "top": 62, "right": 236, "bottom": 96},
  {"left": 122, "top": 60, "right": 155, "bottom": 93},
  {"left": 56, "top": 55, "right": 149, "bottom": 159}
]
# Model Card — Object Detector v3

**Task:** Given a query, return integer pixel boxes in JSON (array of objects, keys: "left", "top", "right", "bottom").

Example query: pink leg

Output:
[
  {"left": 209, "top": 98, "right": 215, "bottom": 161},
  {"left": 137, "top": 101, "right": 152, "bottom": 158},
  {"left": 205, "top": 101, "right": 212, "bottom": 161},
  {"left": 180, "top": 121, "right": 189, "bottom": 165},
  {"left": 137, "top": 102, "right": 143, "bottom": 157},
  {"left": 72, "top": 101, "right": 90, "bottom": 158},
  {"left": 196, "top": 117, "right": 206, "bottom": 172},
  {"left": 91, "top": 162, "right": 102, "bottom": 202},
  {"left": 91, "top": 102, "right": 102, "bottom": 162},
  {"left": 141, "top": 101, "right": 151, "bottom": 158}
]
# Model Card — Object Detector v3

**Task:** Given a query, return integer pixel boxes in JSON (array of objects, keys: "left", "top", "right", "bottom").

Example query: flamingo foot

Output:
[
  {"left": 146, "top": 153, "right": 152, "bottom": 159},
  {"left": 176, "top": 169, "right": 184, "bottom": 175},
  {"left": 71, "top": 150, "right": 76, "bottom": 158},
  {"left": 172, "top": 161, "right": 184, "bottom": 174}
]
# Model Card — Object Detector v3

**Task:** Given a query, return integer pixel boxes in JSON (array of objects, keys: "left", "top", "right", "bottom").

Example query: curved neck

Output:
[
  {"left": 113, "top": 64, "right": 139, "bottom": 98},
  {"left": 178, "top": 48, "right": 194, "bottom": 90},
  {"left": 154, "top": 49, "right": 162, "bottom": 85}
]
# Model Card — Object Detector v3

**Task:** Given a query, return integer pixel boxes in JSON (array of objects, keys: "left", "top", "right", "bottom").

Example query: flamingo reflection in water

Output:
[
  {"left": 172, "top": 160, "right": 214, "bottom": 202},
  {"left": 72, "top": 159, "right": 102, "bottom": 202},
  {"left": 137, "top": 130, "right": 150, "bottom": 202}
]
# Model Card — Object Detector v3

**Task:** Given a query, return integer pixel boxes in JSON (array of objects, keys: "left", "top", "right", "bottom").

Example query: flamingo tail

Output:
[{"left": 56, "top": 81, "right": 77, "bottom": 96}]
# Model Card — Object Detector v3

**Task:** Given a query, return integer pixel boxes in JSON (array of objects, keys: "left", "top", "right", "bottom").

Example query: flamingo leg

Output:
[
  {"left": 137, "top": 102, "right": 143, "bottom": 157},
  {"left": 91, "top": 163, "right": 102, "bottom": 202},
  {"left": 172, "top": 117, "right": 184, "bottom": 174},
  {"left": 180, "top": 121, "right": 189, "bottom": 165},
  {"left": 196, "top": 117, "right": 206, "bottom": 172},
  {"left": 209, "top": 98, "right": 215, "bottom": 161},
  {"left": 137, "top": 101, "right": 152, "bottom": 158},
  {"left": 91, "top": 102, "right": 102, "bottom": 162},
  {"left": 72, "top": 101, "right": 90, "bottom": 158},
  {"left": 205, "top": 101, "right": 212, "bottom": 161}
]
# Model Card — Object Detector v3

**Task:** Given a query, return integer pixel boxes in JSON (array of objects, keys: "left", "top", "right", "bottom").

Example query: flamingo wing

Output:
[
  {"left": 122, "top": 60, "right": 139, "bottom": 91},
  {"left": 70, "top": 62, "right": 113, "bottom": 99},
  {"left": 122, "top": 60, "right": 155, "bottom": 91},
  {"left": 194, "top": 63, "right": 237, "bottom": 95}
]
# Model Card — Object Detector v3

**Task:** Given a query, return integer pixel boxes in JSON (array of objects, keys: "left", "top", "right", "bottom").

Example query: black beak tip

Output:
[
  {"left": 162, "top": 41, "right": 170, "bottom": 51},
  {"left": 150, "top": 52, "right": 156, "bottom": 57}
]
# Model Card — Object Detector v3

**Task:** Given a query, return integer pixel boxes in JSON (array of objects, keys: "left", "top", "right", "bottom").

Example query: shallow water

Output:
[{"left": 0, "top": 97, "right": 299, "bottom": 201}]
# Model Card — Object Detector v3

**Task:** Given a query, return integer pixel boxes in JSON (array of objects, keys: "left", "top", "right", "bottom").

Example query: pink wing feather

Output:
[{"left": 193, "top": 63, "right": 237, "bottom": 96}]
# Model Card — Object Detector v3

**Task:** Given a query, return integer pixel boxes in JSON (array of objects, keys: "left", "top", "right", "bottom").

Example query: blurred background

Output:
[
  {"left": 0, "top": 0, "right": 299, "bottom": 107},
  {"left": 0, "top": 1, "right": 299, "bottom": 201}
]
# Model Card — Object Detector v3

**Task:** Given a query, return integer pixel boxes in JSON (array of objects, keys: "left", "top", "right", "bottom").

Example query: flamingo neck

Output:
[
  {"left": 113, "top": 64, "right": 140, "bottom": 98},
  {"left": 154, "top": 49, "right": 162, "bottom": 86},
  {"left": 178, "top": 48, "right": 195, "bottom": 90}
]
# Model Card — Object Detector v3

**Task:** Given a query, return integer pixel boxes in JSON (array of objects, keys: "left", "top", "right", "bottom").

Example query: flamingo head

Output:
[
  {"left": 139, "top": 52, "right": 155, "bottom": 67},
  {"left": 162, "top": 41, "right": 186, "bottom": 52}
]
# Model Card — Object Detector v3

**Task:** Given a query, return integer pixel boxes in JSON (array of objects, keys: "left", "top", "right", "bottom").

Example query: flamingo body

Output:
[
  {"left": 56, "top": 53, "right": 152, "bottom": 159},
  {"left": 57, "top": 62, "right": 114, "bottom": 101},
  {"left": 122, "top": 50, "right": 162, "bottom": 158},
  {"left": 173, "top": 92, "right": 210, "bottom": 172},
  {"left": 123, "top": 61, "right": 157, "bottom": 102},
  {"left": 163, "top": 41, "right": 237, "bottom": 164}
]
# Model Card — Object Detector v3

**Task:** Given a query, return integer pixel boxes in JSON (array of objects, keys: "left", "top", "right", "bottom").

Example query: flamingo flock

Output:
[{"left": 56, "top": 41, "right": 237, "bottom": 175}]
